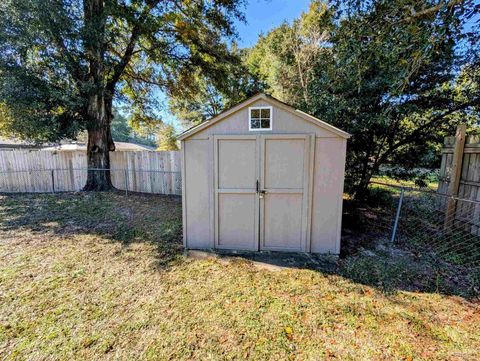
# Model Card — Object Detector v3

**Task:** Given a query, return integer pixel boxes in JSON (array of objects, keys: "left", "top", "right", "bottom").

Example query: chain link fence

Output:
[
  {"left": 355, "top": 181, "right": 480, "bottom": 294},
  {"left": 0, "top": 168, "right": 182, "bottom": 195}
]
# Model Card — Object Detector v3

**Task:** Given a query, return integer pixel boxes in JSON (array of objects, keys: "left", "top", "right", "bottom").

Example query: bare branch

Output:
[{"left": 401, "top": 0, "right": 462, "bottom": 23}]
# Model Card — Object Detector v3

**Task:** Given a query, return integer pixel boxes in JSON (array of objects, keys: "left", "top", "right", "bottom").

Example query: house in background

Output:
[
  {"left": 0, "top": 137, "right": 155, "bottom": 152},
  {"left": 42, "top": 142, "right": 156, "bottom": 152},
  {"left": 0, "top": 137, "right": 41, "bottom": 150}
]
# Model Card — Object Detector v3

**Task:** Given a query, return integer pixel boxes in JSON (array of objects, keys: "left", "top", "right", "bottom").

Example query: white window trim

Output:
[{"left": 248, "top": 106, "right": 273, "bottom": 131}]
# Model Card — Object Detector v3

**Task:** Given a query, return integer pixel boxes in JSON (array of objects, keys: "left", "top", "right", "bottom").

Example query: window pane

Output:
[
  {"left": 261, "top": 118, "right": 270, "bottom": 129},
  {"left": 251, "top": 119, "right": 260, "bottom": 128},
  {"left": 251, "top": 109, "right": 260, "bottom": 118},
  {"left": 260, "top": 108, "right": 271, "bottom": 119}
]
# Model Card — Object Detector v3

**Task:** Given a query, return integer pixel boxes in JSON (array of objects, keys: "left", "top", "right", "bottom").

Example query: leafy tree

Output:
[
  {"left": 246, "top": 1, "right": 333, "bottom": 105},
  {"left": 0, "top": 0, "right": 245, "bottom": 189},
  {"left": 168, "top": 74, "right": 226, "bottom": 128},
  {"left": 110, "top": 111, "right": 132, "bottom": 143},
  {"left": 168, "top": 45, "right": 265, "bottom": 127},
  {"left": 157, "top": 124, "right": 179, "bottom": 151},
  {"left": 246, "top": 0, "right": 480, "bottom": 198},
  {"left": 111, "top": 110, "right": 157, "bottom": 147}
]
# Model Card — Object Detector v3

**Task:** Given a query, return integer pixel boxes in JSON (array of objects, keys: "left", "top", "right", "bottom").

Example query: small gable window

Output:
[{"left": 249, "top": 106, "right": 272, "bottom": 131}]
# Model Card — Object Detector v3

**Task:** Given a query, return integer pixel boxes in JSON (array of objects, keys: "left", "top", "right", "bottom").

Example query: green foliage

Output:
[
  {"left": 168, "top": 74, "right": 226, "bottom": 128},
  {"left": 245, "top": 1, "right": 334, "bottom": 105},
  {"left": 111, "top": 110, "right": 156, "bottom": 147},
  {"left": 157, "top": 124, "right": 179, "bottom": 151},
  {"left": 0, "top": 0, "right": 246, "bottom": 141},
  {"left": 0, "top": 0, "right": 86, "bottom": 142},
  {"left": 246, "top": 0, "right": 480, "bottom": 197},
  {"left": 0, "top": 60, "right": 85, "bottom": 142},
  {"left": 168, "top": 45, "right": 265, "bottom": 127},
  {"left": 110, "top": 111, "right": 131, "bottom": 143}
]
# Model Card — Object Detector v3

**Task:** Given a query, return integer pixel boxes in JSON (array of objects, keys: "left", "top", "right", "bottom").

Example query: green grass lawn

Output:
[
  {"left": 370, "top": 175, "right": 439, "bottom": 190},
  {"left": 0, "top": 192, "right": 479, "bottom": 360}
]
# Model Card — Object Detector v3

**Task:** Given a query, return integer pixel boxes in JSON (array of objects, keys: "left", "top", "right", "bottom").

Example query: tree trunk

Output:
[
  {"left": 353, "top": 148, "right": 373, "bottom": 200},
  {"left": 83, "top": 96, "right": 114, "bottom": 191},
  {"left": 82, "top": 0, "right": 114, "bottom": 191},
  {"left": 354, "top": 158, "right": 381, "bottom": 200},
  {"left": 354, "top": 176, "right": 371, "bottom": 200}
]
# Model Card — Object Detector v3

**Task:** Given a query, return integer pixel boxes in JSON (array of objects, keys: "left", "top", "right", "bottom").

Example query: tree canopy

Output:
[
  {"left": 167, "top": 45, "right": 264, "bottom": 127},
  {"left": 0, "top": 0, "right": 246, "bottom": 189},
  {"left": 110, "top": 110, "right": 157, "bottom": 148},
  {"left": 243, "top": 0, "right": 480, "bottom": 196}
]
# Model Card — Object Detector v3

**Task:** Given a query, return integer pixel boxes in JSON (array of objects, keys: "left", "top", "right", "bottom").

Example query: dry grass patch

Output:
[{"left": 0, "top": 192, "right": 479, "bottom": 360}]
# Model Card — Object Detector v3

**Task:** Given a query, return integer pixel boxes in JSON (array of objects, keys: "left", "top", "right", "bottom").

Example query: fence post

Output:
[
  {"left": 124, "top": 168, "right": 129, "bottom": 196},
  {"left": 391, "top": 187, "right": 405, "bottom": 244},
  {"left": 51, "top": 169, "right": 55, "bottom": 193},
  {"left": 444, "top": 124, "right": 466, "bottom": 232}
]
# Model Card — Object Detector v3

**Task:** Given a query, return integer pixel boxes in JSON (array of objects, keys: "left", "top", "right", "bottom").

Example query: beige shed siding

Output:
[
  {"left": 184, "top": 139, "right": 211, "bottom": 248},
  {"left": 182, "top": 95, "right": 348, "bottom": 254},
  {"left": 310, "top": 138, "right": 347, "bottom": 253},
  {"left": 190, "top": 100, "right": 338, "bottom": 139}
]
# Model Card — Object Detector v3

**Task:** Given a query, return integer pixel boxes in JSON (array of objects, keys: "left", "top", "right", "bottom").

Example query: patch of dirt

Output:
[{"left": 187, "top": 250, "right": 339, "bottom": 272}]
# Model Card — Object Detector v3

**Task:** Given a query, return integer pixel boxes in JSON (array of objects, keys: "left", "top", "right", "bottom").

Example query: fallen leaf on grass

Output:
[{"left": 284, "top": 326, "right": 293, "bottom": 339}]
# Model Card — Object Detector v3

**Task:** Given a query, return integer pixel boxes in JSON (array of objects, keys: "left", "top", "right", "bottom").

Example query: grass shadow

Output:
[
  {"left": 0, "top": 191, "right": 184, "bottom": 270},
  {"left": 1, "top": 191, "right": 478, "bottom": 299}
]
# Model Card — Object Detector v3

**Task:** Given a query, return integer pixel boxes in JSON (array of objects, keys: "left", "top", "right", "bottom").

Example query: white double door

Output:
[{"left": 214, "top": 134, "right": 311, "bottom": 251}]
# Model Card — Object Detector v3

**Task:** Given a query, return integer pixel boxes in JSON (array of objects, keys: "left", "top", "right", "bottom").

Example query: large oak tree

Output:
[
  {"left": 245, "top": 0, "right": 480, "bottom": 198},
  {"left": 0, "top": 0, "right": 245, "bottom": 189}
]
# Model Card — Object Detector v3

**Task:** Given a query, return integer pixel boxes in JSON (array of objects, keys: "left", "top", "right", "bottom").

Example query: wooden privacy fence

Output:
[
  {"left": 438, "top": 125, "right": 480, "bottom": 234},
  {"left": 0, "top": 150, "right": 182, "bottom": 195}
]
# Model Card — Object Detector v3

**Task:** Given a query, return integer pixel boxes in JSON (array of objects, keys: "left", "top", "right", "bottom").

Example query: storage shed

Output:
[{"left": 179, "top": 93, "right": 350, "bottom": 254}]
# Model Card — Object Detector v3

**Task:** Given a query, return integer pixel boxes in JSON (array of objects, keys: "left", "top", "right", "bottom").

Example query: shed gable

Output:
[{"left": 179, "top": 94, "right": 350, "bottom": 140}]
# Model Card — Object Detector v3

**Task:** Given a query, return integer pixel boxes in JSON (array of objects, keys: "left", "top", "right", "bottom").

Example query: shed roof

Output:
[
  {"left": 178, "top": 93, "right": 351, "bottom": 140},
  {"left": 0, "top": 136, "right": 40, "bottom": 149}
]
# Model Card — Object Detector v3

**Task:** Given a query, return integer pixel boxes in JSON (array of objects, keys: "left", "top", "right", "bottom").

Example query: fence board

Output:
[
  {"left": 0, "top": 150, "right": 181, "bottom": 195},
  {"left": 439, "top": 129, "right": 480, "bottom": 234}
]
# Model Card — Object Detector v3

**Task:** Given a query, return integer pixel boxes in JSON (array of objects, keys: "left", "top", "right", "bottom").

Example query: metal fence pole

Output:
[
  {"left": 51, "top": 169, "right": 55, "bottom": 193},
  {"left": 391, "top": 187, "right": 405, "bottom": 244}
]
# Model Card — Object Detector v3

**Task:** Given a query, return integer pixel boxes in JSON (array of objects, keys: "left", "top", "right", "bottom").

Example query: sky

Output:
[
  {"left": 160, "top": 0, "right": 312, "bottom": 129},
  {"left": 234, "top": 0, "right": 311, "bottom": 47}
]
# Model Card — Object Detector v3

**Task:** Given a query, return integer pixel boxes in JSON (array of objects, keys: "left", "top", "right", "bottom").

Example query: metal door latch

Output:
[{"left": 256, "top": 180, "right": 266, "bottom": 198}]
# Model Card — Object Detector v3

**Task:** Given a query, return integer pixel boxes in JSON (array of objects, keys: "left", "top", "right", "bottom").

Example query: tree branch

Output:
[
  {"left": 106, "top": 30, "right": 142, "bottom": 93},
  {"left": 401, "top": 0, "right": 462, "bottom": 23},
  {"left": 125, "top": 69, "right": 167, "bottom": 87},
  {"left": 106, "top": 1, "right": 161, "bottom": 93},
  {"left": 378, "top": 100, "right": 479, "bottom": 164},
  {"left": 45, "top": 15, "right": 86, "bottom": 87}
]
